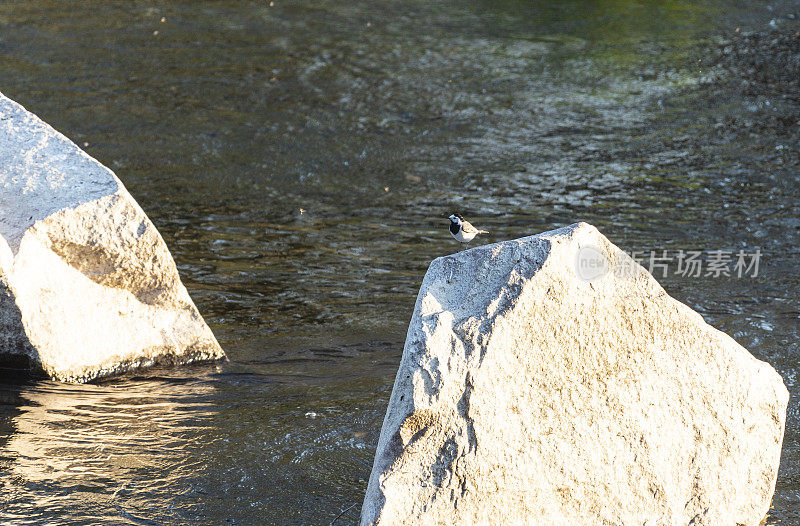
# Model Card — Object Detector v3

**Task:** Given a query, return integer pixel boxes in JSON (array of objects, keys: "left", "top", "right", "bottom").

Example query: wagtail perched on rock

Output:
[{"left": 448, "top": 213, "right": 488, "bottom": 244}]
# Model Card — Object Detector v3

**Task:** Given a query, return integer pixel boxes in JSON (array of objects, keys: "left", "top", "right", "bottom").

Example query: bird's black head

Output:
[{"left": 448, "top": 213, "right": 464, "bottom": 223}]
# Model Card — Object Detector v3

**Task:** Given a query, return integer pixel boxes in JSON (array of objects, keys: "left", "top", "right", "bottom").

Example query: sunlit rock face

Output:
[
  {"left": 362, "top": 223, "right": 787, "bottom": 526},
  {"left": 0, "top": 92, "right": 225, "bottom": 383}
]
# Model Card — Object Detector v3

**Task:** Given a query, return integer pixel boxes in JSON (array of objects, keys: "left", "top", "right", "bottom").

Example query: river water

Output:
[{"left": 0, "top": 0, "right": 799, "bottom": 524}]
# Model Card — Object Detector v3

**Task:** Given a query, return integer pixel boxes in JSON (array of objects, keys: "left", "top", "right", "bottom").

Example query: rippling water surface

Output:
[{"left": 1, "top": 0, "right": 799, "bottom": 523}]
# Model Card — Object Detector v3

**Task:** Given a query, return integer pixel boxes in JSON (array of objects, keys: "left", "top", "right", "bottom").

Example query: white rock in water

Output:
[
  {"left": 0, "top": 92, "right": 225, "bottom": 382},
  {"left": 362, "top": 222, "right": 787, "bottom": 526}
]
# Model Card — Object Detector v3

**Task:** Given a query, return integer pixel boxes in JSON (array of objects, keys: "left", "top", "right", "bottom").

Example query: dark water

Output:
[{"left": 1, "top": 0, "right": 799, "bottom": 524}]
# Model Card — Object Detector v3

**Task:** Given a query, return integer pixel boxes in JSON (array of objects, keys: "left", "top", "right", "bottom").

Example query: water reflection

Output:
[
  {"left": 0, "top": 344, "right": 394, "bottom": 525},
  {"left": 0, "top": 374, "right": 216, "bottom": 523}
]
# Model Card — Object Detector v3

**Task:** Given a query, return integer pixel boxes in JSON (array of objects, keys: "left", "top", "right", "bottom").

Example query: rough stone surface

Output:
[
  {"left": 362, "top": 222, "right": 788, "bottom": 526},
  {"left": 0, "top": 92, "right": 225, "bottom": 382}
]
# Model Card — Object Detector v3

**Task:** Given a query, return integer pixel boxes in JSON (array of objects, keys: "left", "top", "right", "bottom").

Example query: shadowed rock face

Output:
[
  {"left": 362, "top": 223, "right": 788, "bottom": 526},
  {"left": 0, "top": 92, "right": 225, "bottom": 383}
]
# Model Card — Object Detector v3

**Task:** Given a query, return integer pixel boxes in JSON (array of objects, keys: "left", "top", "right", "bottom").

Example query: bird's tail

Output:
[{"left": 478, "top": 229, "right": 489, "bottom": 234}]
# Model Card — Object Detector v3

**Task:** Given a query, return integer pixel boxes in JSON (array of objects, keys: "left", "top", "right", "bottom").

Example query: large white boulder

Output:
[
  {"left": 362, "top": 222, "right": 787, "bottom": 525},
  {"left": 0, "top": 92, "right": 225, "bottom": 383}
]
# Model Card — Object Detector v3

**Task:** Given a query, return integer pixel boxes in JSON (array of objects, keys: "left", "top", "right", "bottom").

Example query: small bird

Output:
[{"left": 448, "top": 213, "right": 488, "bottom": 244}]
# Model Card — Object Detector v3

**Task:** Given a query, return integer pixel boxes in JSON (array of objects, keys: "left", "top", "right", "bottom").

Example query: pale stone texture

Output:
[
  {"left": 362, "top": 222, "right": 787, "bottom": 526},
  {"left": 0, "top": 92, "right": 225, "bottom": 383}
]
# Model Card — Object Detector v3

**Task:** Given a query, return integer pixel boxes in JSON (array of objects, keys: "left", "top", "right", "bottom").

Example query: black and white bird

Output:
[{"left": 448, "top": 213, "right": 488, "bottom": 244}]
